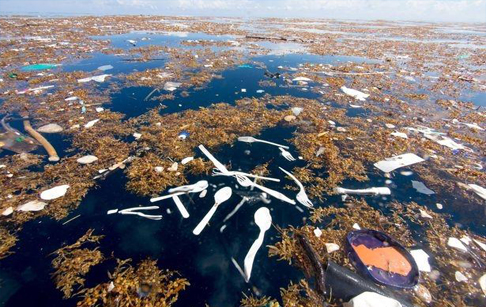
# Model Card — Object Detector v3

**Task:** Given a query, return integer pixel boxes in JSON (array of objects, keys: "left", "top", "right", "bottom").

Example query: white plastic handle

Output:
[
  {"left": 243, "top": 230, "right": 265, "bottom": 282},
  {"left": 193, "top": 204, "right": 218, "bottom": 235},
  {"left": 172, "top": 195, "right": 190, "bottom": 218},
  {"left": 150, "top": 191, "right": 184, "bottom": 203}
]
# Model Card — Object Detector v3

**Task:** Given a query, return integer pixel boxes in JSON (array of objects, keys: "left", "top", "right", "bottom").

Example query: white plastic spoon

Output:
[
  {"left": 193, "top": 187, "right": 232, "bottom": 235},
  {"left": 243, "top": 207, "right": 272, "bottom": 282}
]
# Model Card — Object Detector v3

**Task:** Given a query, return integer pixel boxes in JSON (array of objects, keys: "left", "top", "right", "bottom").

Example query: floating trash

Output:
[
  {"left": 17, "top": 200, "right": 47, "bottom": 212},
  {"left": 77, "top": 155, "right": 98, "bottom": 164},
  {"left": 346, "top": 229, "right": 419, "bottom": 289},
  {"left": 21, "top": 63, "right": 58, "bottom": 71},
  {"left": 37, "top": 123, "right": 63, "bottom": 133},
  {"left": 40, "top": 185, "right": 70, "bottom": 200}
]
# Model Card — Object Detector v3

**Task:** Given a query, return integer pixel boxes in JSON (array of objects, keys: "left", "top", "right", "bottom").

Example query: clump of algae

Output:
[
  {"left": 51, "top": 229, "right": 105, "bottom": 299},
  {"left": 77, "top": 258, "right": 189, "bottom": 307}
]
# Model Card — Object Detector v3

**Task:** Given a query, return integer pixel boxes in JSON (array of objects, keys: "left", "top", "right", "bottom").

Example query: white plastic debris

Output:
[
  {"left": 479, "top": 274, "right": 486, "bottom": 295},
  {"left": 84, "top": 119, "right": 100, "bottom": 128},
  {"left": 17, "top": 200, "right": 47, "bottom": 212},
  {"left": 391, "top": 131, "right": 408, "bottom": 139},
  {"left": 385, "top": 123, "right": 396, "bottom": 129},
  {"left": 447, "top": 237, "right": 467, "bottom": 252},
  {"left": 463, "top": 123, "right": 484, "bottom": 130},
  {"left": 97, "top": 65, "right": 113, "bottom": 71},
  {"left": 241, "top": 88, "right": 247, "bottom": 93},
  {"left": 95, "top": 107, "right": 104, "bottom": 113},
  {"left": 133, "top": 132, "right": 142, "bottom": 140},
  {"left": 291, "top": 107, "right": 303, "bottom": 116},
  {"left": 473, "top": 239, "right": 486, "bottom": 252},
  {"left": 374, "top": 153, "right": 424, "bottom": 173},
  {"left": 292, "top": 76, "right": 312, "bottom": 82},
  {"left": 436, "top": 203, "right": 443, "bottom": 209},
  {"left": 77, "top": 155, "right": 98, "bottom": 164},
  {"left": 181, "top": 156, "right": 194, "bottom": 165},
  {"left": 168, "top": 162, "right": 178, "bottom": 172},
  {"left": 410, "top": 249, "right": 431, "bottom": 272},
  {"left": 352, "top": 223, "right": 361, "bottom": 230},
  {"left": 40, "top": 185, "right": 70, "bottom": 200},
  {"left": 468, "top": 184, "right": 486, "bottom": 200},
  {"left": 37, "top": 123, "right": 63, "bottom": 133},
  {"left": 2, "top": 206, "right": 14, "bottom": 216},
  {"left": 163, "top": 81, "right": 182, "bottom": 91},
  {"left": 78, "top": 74, "right": 112, "bottom": 83},
  {"left": 455, "top": 271, "right": 468, "bottom": 282},
  {"left": 325, "top": 243, "right": 340, "bottom": 253},
  {"left": 400, "top": 170, "right": 413, "bottom": 176},
  {"left": 335, "top": 187, "right": 391, "bottom": 196},
  {"left": 154, "top": 166, "right": 164, "bottom": 173},
  {"left": 107, "top": 209, "right": 118, "bottom": 215},
  {"left": 412, "top": 181, "right": 435, "bottom": 195},
  {"left": 343, "top": 291, "right": 402, "bottom": 307},
  {"left": 419, "top": 209, "right": 433, "bottom": 219},
  {"left": 436, "top": 138, "right": 465, "bottom": 150},
  {"left": 340, "top": 86, "right": 370, "bottom": 101},
  {"left": 107, "top": 281, "right": 115, "bottom": 292},
  {"left": 199, "top": 189, "right": 207, "bottom": 198},
  {"left": 314, "top": 227, "right": 322, "bottom": 237}
]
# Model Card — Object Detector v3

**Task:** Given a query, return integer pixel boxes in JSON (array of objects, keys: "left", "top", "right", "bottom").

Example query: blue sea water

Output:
[{"left": 0, "top": 33, "right": 485, "bottom": 307}]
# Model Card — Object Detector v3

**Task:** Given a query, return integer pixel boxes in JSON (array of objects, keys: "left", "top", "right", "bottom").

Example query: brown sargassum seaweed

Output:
[{"left": 77, "top": 258, "right": 189, "bottom": 307}]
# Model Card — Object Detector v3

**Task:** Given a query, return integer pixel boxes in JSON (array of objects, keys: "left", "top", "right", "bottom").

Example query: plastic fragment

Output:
[
  {"left": 410, "top": 249, "right": 431, "bottom": 272},
  {"left": 40, "top": 185, "right": 70, "bottom": 200}
]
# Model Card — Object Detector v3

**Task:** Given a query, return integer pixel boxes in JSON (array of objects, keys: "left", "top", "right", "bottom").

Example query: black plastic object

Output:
[
  {"left": 345, "top": 229, "right": 419, "bottom": 289},
  {"left": 325, "top": 260, "right": 413, "bottom": 307}
]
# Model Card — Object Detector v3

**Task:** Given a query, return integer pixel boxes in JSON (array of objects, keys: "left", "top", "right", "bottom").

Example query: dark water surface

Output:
[{"left": 1, "top": 35, "right": 485, "bottom": 307}]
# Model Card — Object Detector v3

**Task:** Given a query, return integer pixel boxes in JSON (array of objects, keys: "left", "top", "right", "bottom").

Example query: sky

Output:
[{"left": 0, "top": 0, "right": 485, "bottom": 22}]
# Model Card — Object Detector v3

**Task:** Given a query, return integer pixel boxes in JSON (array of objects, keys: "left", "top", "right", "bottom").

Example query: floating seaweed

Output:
[
  {"left": 51, "top": 229, "right": 105, "bottom": 299},
  {"left": 77, "top": 258, "right": 189, "bottom": 307}
]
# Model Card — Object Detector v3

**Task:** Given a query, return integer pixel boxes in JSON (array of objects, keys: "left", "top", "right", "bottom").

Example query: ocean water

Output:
[{"left": 0, "top": 32, "right": 485, "bottom": 307}]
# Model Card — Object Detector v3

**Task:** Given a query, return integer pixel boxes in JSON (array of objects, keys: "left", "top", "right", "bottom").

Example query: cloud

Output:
[{"left": 0, "top": 0, "right": 484, "bottom": 22}]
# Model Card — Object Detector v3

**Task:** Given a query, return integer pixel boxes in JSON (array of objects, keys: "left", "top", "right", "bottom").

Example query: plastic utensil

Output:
[
  {"left": 193, "top": 187, "right": 233, "bottom": 235},
  {"left": 198, "top": 144, "right": 230, "bottom": 174},
  {"left": 237, "top": 136, "right": 289, "bottom": 149},
  {"left": 119, "top": 211, "right": 162, "bottom": 220},
  {"left": 150, "top": 180, "right": 208, "bottom": 203},
  {"left": 279, "top": 147, "right": 296, "bottom": 161},
  {"left": 212, "top": 169, "right": 280, "bottom": 182},
  {"left": 335, "top": 187, "right": 391, "bottom": 196},
  {"left": 243, "top": 207, "right": 272, "bottom": 282},
  {"left": 169, "top": 180, "right": 208, "bottom": 193},
  {"left": 172, "top": 195, "right": 189, "bottom": 218},
  {"left": 279, "top": 167, "right": 313, "bottom": 208},
  {"left": 235, "top": 174, "right": 296, "bottom": 205},
  {"left": 118, "top": 206, "right": 159, "bottom": 213}
]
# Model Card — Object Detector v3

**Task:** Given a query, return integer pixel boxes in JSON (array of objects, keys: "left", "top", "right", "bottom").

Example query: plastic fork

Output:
[
  {"left": 212, "top": 169, "right": 280, "bottom": 182},
  {"left": 279, "top": 167, "right": 313, "bottom": 208},
  {"left": 237, "top": 136, "right": 289, "bottom": 149},
  {"left": 234, "top": 174, "right": 296, "bottom": 205},
  {"left": 279, "top": 147, "right": 296, "bottom": 161}
]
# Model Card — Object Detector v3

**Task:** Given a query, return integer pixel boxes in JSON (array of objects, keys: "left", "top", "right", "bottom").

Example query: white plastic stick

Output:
[
  {"left": 172, "top": 195, "right": 190, "bottom": 218},
  {"left": 193, "top": 205, "right": 218, "bottom": 235},
  {"left": 150, "top": 191, "right": 185, "bottom": 203},
  {"left": 243, "top": 231, "right": 264, "bottom": 282}
]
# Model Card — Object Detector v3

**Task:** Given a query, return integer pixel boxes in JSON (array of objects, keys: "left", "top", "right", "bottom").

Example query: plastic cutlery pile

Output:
[{"left": 106, "top": 141, "right": 317, "bottom": 282}]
